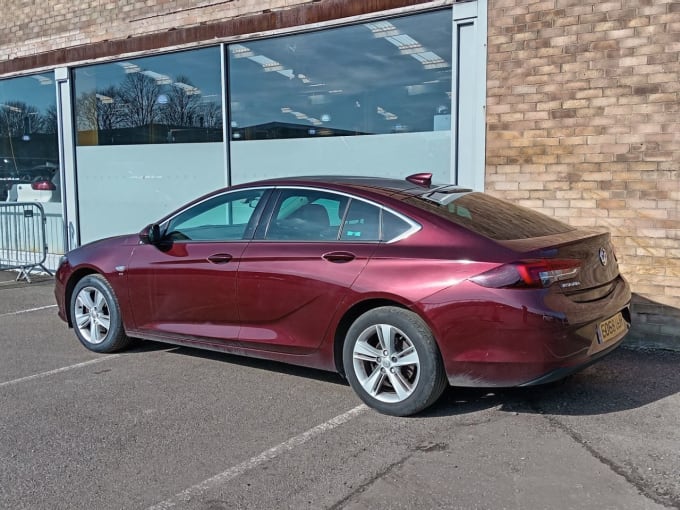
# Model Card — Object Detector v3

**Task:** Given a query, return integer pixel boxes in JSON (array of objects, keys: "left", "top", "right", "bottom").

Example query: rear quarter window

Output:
[{"left": 407, "top": 192, "right": 574, "bottom": 241}]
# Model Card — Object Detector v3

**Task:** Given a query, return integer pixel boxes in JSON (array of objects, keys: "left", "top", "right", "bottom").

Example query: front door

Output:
[{"left": 126, "top": 187, "right": 269, "bottom": 342}]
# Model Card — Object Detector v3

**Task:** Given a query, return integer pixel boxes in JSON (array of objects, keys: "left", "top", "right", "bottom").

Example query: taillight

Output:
[
  {"left": 31, "top": 180, "right": 56, "bottom": 191},
  {"left": 470, "top": 259, "right": 581, "bottom": 289}
]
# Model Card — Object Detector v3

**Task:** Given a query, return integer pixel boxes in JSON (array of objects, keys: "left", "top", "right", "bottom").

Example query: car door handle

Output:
[
  {"left": 207, "top": 254, "right": 233, "bottom": 264},
  {"left": 322, "top": 251, "right": 356, "bottom": 263}
]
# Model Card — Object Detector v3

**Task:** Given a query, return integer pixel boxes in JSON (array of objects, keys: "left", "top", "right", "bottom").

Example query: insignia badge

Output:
[{"left": 599, "top": 247, "right": 608, "bottom": 266}]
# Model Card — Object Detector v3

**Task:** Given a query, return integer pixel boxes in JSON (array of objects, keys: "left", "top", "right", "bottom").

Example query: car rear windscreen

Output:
[{"left": 407, "top": 192, "right": 575, "bottom": 241}]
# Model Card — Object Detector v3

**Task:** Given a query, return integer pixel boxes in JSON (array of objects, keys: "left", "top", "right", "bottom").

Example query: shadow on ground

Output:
[
  {"left": 157, "top": 343, "right": 347, "bottom": 386},
  {"left": 425, "top": 347, "right": 680, "bottom": 418},
  {"left": 129, "top": 340, "right": 679, "bottom": 419},
  {"left": 0, "top": 272, "right": 54, "bottom": 289}
]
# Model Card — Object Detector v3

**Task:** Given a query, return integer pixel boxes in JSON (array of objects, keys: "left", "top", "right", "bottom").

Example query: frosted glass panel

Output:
[
  {"left": 230, "top": 132, "right": 451, "bottom": 184},
  {"left": 76, "top": 143, "right": 224, "bottom": 243}
]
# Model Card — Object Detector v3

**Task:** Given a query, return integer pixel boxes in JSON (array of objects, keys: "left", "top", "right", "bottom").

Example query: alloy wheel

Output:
[
  {"left": 352, "top": 323, "right": 421, "bottom": 403},
  {"left": 74, "top": 286, "right": 111, "bottom": 345}
]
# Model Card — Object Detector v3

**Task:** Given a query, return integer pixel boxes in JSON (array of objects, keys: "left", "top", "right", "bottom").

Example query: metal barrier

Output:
[{"left": 0, "top": 202, "right": 54, "bottom": 282}]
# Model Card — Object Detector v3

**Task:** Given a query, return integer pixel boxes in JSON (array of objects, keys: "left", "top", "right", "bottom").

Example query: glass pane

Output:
[
  {"left": 407, "top": 192, "right": 575, "bottom": 241},
  {"left": 340, "top": 199, "right": 380, "bottom": 242},
  {"left": 166, "top": 189, "right": 265, "bottom": 241},
  {"left": 228, "top": 9, "right": 453, "bottom": 184},
  {"left": 265, "top": 189, "right": 346, "bottom": 241},
  {"left": 0, "top": 73, "right": 59, "bottom": 201},
  {"left": 229, "top": 10, "right": 451, "bottom": 141},
  {"left": 74, "top": 47, "right": 226, "bottom": 244},
  {"left": 74, "top": 47, "right": 223, "bottom": 146},
  {"left": 382, "top": 210, "right": 412, "bottom": 241},
  {"left": 0, "top": 72, "right": 65, "bottom": 264}
]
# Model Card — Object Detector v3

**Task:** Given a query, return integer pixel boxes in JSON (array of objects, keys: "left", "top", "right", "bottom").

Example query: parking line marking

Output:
[
  {"left": 146, "top": 404, "right": 369, "bottom": 510},
  {"left": 0, "top": 304, "right": 58, "bottom": 318},
  {"left": 0, "top": 355, "right": 121, "bottom": 388}
]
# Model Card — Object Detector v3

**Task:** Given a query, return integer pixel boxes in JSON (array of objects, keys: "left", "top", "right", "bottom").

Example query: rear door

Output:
[{"left": 236, "top": 188, "right": 380, "bottom": 352}]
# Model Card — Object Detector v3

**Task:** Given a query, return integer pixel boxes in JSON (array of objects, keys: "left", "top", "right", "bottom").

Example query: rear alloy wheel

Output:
[
  {"left": 70, "top": 274, "right": 131, "bottom": 353},
  {"left": 343, "top": 306, "right": 447, "bottom": 416}
]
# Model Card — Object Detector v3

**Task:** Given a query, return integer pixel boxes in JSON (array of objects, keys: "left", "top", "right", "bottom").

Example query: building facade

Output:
[
  {"left": 0, "top": 0, "right": 678, "bottom": 347},
  {"left": 485, "top": 0, "right": 679, "bottom": 348}
]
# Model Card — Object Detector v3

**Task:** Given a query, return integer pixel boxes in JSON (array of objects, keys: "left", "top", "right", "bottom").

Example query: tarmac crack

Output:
[
  {"left": 530, "top": 402, "right": 680, "bottom": 510},
  {"left": 326, "top": 454, "right": 413, "bottom": 510}
]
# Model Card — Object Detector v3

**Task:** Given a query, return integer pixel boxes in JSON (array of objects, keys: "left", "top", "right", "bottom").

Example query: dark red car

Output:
[{"left": 54, "top": 175, "right": 631, "bottom": 416}]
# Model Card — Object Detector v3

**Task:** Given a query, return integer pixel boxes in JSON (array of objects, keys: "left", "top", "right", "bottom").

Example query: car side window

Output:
[
  {"left": 265, "top": 190, "right": 346, "bottom": 241},
  {"left": 165, "top": 189, "right": 266, "bottom": 241},
  {"left": 382, "top": 210, "right": 413, "bottom": 241},
  {"left": 340, "top": 199, "right": 381, "bottom": 242}
]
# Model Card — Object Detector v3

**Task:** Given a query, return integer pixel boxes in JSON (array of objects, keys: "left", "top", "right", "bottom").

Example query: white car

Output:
[{"left": 6, "top": 172, "right": 60, "bottom": 202}]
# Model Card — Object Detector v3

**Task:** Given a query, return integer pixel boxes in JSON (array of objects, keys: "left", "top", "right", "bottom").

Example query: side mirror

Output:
[{"left": 139, "top": 223, "right": 161, "bottom": 245}]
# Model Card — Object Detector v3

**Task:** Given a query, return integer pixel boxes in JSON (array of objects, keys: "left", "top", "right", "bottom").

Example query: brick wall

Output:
[
  {"left": 486, "top": 0, "right": 680, "bottom": 347},
  {"left": 0, "top": 0, "right": 311, "bottom": 61}
]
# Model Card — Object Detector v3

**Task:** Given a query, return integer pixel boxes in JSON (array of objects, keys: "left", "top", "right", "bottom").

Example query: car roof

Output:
[
  {"left": 237, "top": 175, "right": 473, "bottom": 199},
  {"left": 249, "top": 175, "right": 419, "bottom": 189}
]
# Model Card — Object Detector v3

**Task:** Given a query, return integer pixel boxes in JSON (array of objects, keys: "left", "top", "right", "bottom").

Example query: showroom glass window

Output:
[
  {"left": 73, "top": 47, "right": 223, "bottom": 145},
  {"left": 72, "top": 47, "right": 227, "bottom": 245},
  {"left": 227, "top": 9, "right": 453, "bottom": 183},
  {"left": 0, "top": 73, "right": 59, "bottom": 201}
]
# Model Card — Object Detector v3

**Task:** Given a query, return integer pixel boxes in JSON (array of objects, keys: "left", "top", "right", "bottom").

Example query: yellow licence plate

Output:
[{"left": 597, "top": 312, "right": 627, "bottom": 344}]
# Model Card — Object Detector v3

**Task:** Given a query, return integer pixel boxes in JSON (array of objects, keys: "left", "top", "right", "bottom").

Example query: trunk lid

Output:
[{"left": 498, "top": 229, "right": 620, "bottom": 295}]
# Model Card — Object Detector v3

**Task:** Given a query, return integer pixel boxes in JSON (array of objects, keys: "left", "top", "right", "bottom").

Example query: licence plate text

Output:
[{"left": 597, "top": 312, "right": 627, "bottom": 344}]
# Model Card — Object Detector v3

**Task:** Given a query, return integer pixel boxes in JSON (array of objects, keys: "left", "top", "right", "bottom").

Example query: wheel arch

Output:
[
  {"left": 333, "top": 298, "right": 413, "bottom": 376},
  {"left": 64, "top": 267, "right": 99, "bottom": 327}
]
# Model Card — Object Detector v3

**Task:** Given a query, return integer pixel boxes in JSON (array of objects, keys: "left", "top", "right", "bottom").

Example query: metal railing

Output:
[{"left": 0, "top": 202, "right": 54, "bottom": 282}]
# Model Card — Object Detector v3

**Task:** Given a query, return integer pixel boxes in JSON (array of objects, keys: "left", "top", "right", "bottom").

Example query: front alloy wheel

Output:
[
  {"left": 70, "top": 274, "right": 131, "bottom": 353},
  {"left": 343, "top": 306, "right": 447, "bottom": 416},
  {"left": 74, "top": 285, "right": 111, "bottom": 344}
]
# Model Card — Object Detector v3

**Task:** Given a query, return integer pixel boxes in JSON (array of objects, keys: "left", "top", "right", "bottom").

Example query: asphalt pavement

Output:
[{"left": 0, "top": 270, "right": 678, "bottom": 509}]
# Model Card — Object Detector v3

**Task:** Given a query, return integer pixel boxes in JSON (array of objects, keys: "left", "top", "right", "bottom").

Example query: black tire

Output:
[
  {"left": 70, "top": 274, "right": 132, "bottom": 353},
  {"left": 342, "top": 306, "right": 447, "bottom": 417}
]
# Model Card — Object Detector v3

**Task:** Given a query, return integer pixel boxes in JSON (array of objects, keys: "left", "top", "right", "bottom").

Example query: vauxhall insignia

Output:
[{"left": 53, "top": 175, "right": 633, "bottom": 417}]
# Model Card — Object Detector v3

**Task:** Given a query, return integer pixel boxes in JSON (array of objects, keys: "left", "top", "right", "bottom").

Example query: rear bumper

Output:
[
  {"left": 518, "top": 335, "right": 623, "bottom": 387},
  {"left": 422, "top": 275, "right": 632, "bottom": 388},
  {"left": 441, "top": 303, "right": 631, "bottom": 388}
]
